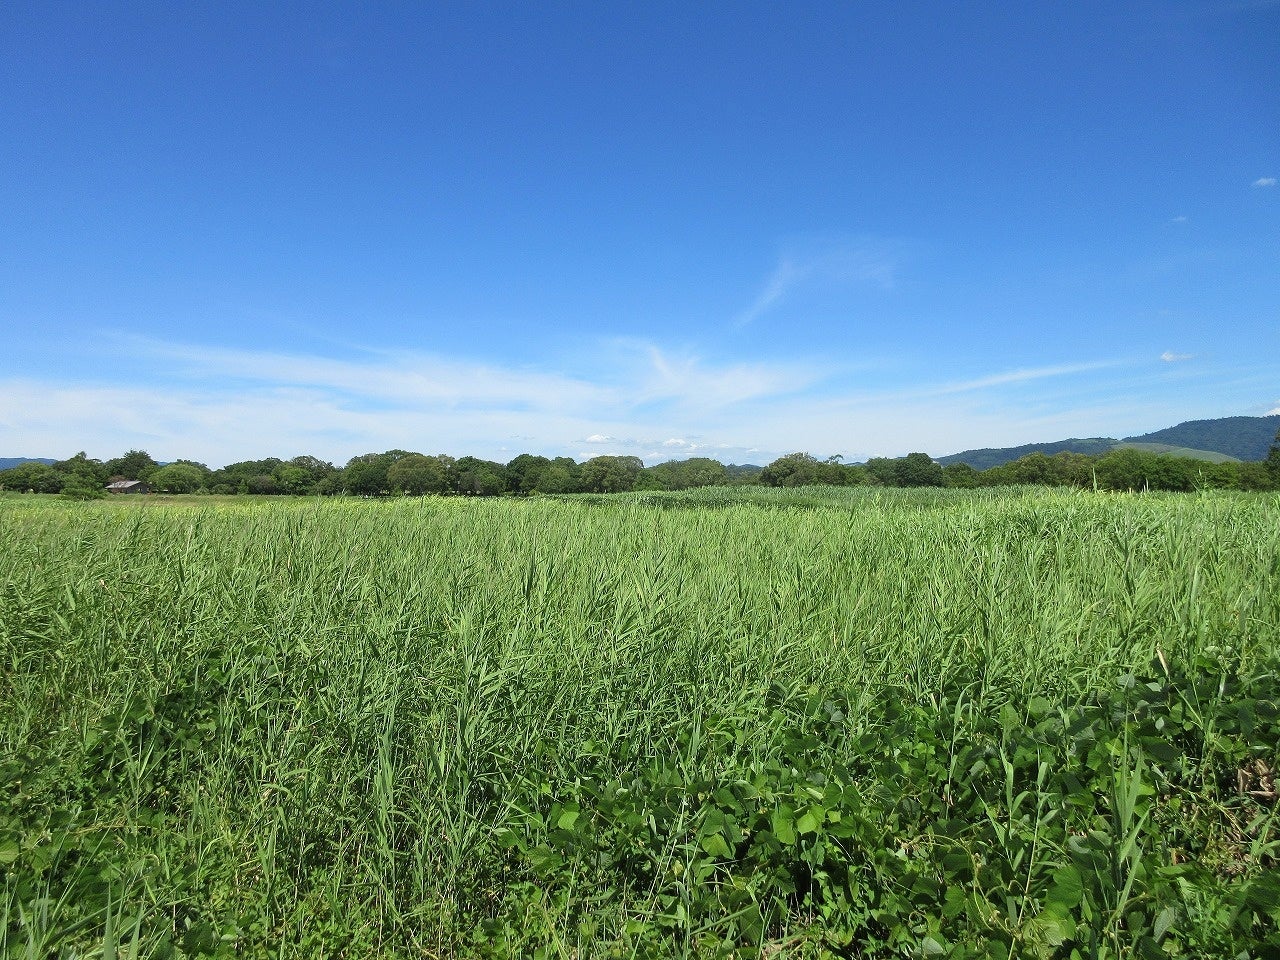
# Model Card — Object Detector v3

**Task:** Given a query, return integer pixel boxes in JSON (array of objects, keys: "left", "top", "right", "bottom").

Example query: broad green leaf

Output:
[
  {"left": 772, "top": 805, "right": 796, "bottom": 844},
  {"left": 796, "top": 808, "right": 821, "bottom": 835},
  {"left": 699, "top": 833, "right": 733, "bottom": 858},
  {"left": 1048, "top": 864, "right": 1084, "bottom": 911}
]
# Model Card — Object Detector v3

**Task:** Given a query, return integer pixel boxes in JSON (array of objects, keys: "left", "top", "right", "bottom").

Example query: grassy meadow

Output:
[{"left": 2, "top": 487, "right": 1278, "bottom": 958}]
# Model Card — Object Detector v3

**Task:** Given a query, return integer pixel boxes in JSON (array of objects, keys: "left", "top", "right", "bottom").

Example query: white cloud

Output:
[
  {"left": 925, "top": 360, "right": 1123, "bottom": 395},
  {"left": 1253, "top": 177, "right": 1276, "bottom": 187},
  {"left": 733, "top": 240, "right": 901, "bottom": 327},
  {"left": 0, "top": 331, "right": 1257, "bottom": 468},
  {"left": 0, "top": 335, "right": 836, "bottom": 466},
  {"left": 609, "top": 338, "right": 826, "bottom": 409},
  {"left": 734, "top": 259, "right": 802, "bottom": 327},
  {"left": 1169, "top": 215, "right": 1188, "bottom": 223},
  {"left": 1160, "top": 350, "right": 1194, "bottom": 362}
]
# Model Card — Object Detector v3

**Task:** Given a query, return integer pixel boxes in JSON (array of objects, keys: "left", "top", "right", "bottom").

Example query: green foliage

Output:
[
  {"left": 456, "top": 457, "right": 507, "bottom": 496},
  {"left": 104, "top": 449, "right": 159, "bottom": 481},
  {"left": 939, "top": 439, "right": 1118, "bottom": 471},
  {"left": 892, "top": 451, "right": 945, "bottom": 487},
  {"left": 53, "top": 452, "right": 109, "bottom": 486},
  {"left": 580, "top": 455, "right": 644, "bottom": 493},
  {"left": 761, "top": 453, "right": 858, "bottom": 487},
  {"left": 645, "top": 457, "right": 731, "bottom": 491},
  {"left": 149, "top": 463, "right": 208, "bottom": 494},
  {"left": 387, "top": 452, "right": 457, "bottom": 495},
  {"left": 0, "top": 461, "right": 65, "bottom": 493},
  {"left": 58, "top": 475, "right": 107, "bottom": 500}
]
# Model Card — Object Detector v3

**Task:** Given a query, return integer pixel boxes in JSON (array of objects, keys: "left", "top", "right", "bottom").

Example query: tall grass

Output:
[{"left": 1, "top": 488, "right": 1277, "bottom": 957}]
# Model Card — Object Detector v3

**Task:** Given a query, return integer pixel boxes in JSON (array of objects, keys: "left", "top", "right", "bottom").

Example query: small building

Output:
[{"left": 106, "top": 480, "right": 150, "bottom": 494}]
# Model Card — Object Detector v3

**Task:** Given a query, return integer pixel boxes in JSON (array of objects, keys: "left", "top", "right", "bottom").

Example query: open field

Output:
[{"left": 2, "top": 488, "right": 1278, "bottom": 958}]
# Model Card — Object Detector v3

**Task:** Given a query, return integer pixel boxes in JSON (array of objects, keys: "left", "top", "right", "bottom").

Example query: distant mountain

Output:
[
  {"left": 0, "top": 457, "right": 56, "bottom": 471},
  {"left": 1123, "top": 416, "right": 1280, "bottom": 462},
  {"left": 940, "top": 415, "right": 1280, "bottom": 470},
  {"left": 1112, "top": 442, "right": 1238, "bottom": 464},
  {"left": 937, "top": 439, "right": 1116, "bottom": 471}
]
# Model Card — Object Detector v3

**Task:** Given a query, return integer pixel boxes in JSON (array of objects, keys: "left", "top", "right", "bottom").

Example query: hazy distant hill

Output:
[
  {"left": 936, "top": 439, "right": 1116, "bottom": 471},
  {"left": 1112, "top": 442, "right": 1238, "bottom": 464},
  {"left": 939, "top": 415, "right": 1279, "bottom": 470},
  {"left": 1122, "top": 416, "right": 1280, "bottom": 462},
  {"left": 0, "top": 457, "right": 56, "bottom": 471}
]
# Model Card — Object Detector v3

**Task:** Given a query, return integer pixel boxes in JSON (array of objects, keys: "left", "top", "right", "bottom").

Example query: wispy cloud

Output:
[
  {"left": 1254, "top": 177, "right": 1277, "bottom": 187},
  {"left": 0, "top": 335, "right": 832, "bottom": 466},
  {"left": 733, "top": 240, "right": 901, "bottom": 327},
  {"left": 620, "top": 340, "right": 824, "bottom": 408},
  {"left": 734, "top": 259, "right": 803, "bottom": 327},
  {"left": 1160, "top": 350, "right": 1194, "bottom": 362},
  {"left": 925, "top": 360, "right": 1125, "bottom": 396},
  {"left": 1169, "top": 215, "right": 1189, "bottom": 223}
]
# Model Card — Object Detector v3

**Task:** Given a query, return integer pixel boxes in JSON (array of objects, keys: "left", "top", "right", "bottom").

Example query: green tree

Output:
[
  {"left": 274, "top": 456, "right": 334, "bottom": 495},
  {"left": 1093, "top": 449, "right": 1195, "bottom": 492},
  {"left": 761, "top": 453, "right": 846, "bottom": 487},
  {"left": 894, "top": 452, "right": 945, "bottom": 487},
  {"left": 863, "top": 457, "right": 899, "bottom": 486},
  {"left": 532, "top": 463, "right": 577, "bottom": 494},
  {"left": 104, "top": 450, "right": 159, "bottom": 481},
  {"left": 942, "top": 462, "right": 980, "bottom": 488},
  {"left": 646, "top": 457, "right": 730, "bottom": 490},
  {"left": 387, "top": 454, "right": 456, "bottom": 495},
  {"left": 60, "top": 475, "right": 106, "bottom": 499},
  {"left": 272, "top": 465, "right": 313, "bottom": 495},
  {"left": 54, "top": 452, "right": 108, "bottom": 486},
  {"left": 1236, "top": 462, "right": 1276, "bottom": 491},
  {"left": 0, "top": 462, "right": 64, "bottom": 493},
  {"left": 580, "top": 456, "right": 643, "bottom": 493},
  {"left": 456, "top": 457, "right": 506, "bottom": 496},
  {"left": 504, "top": 454, "right": 552, "bottom": 494},
  {"left": 342, "top": 452, "right": 403, "bottom": 496},
  {"left": 149, "top": 463, "right": 206, "bottom": 493}
]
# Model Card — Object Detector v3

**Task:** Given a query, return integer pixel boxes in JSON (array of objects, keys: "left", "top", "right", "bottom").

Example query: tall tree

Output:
[
  {"left": 893, "top": 453, "right": 945, "bottom": 487},
  {"left": 54, "top": 452, "right": 108, "bottom": 485},
  {"left": 149, "top": 463, "right": 206, "bottom": 493},
  {"left": 580, "top": 456, "right": 643, "bottom": 493},
  {"left": 387, "top": 454, "right": 456, "bottom": 495},
  {"left": 105, "top": 450, "right": 159, "bottom": 480}
]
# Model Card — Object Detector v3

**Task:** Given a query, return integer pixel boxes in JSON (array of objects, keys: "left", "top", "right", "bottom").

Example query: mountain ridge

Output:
[
  {"left": 0, "top": 457, "right": 56, "bottom": 471},
  {"left": 939, "top": 415, "right": 1279, "bottom": 470}
]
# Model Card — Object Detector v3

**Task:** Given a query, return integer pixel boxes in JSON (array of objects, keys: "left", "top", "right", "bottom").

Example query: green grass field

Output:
[{"left": 2, "top": 488, "right": 1278, "bottom": 958}]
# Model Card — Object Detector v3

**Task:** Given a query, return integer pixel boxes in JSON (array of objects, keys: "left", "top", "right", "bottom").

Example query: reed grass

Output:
[{"left": 1, "top": 487, "right": 1277, "bottom": 957}]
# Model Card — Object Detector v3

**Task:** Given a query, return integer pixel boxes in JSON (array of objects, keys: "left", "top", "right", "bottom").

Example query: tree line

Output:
[{"left": 2, "top": 436, "right": 1279, "bottom": 498}]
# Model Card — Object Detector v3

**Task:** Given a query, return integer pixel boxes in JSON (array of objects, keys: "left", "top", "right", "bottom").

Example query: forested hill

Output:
[
  {"left": 1123, "top": 415, "right": 1280, "bottom": 462},
  {"left": 939, "top": 415, "right": 1280, "bottom": 470},
  {"left": 936, "top": 439, "right": 1116, "bottom": 471},
  {"left": 0, "top": 457, "right": 55, "bottom": 471}
]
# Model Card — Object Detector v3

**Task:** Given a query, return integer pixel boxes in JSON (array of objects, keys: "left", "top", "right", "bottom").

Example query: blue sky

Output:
[{"left": 1, "top": 1, "right": 1276, "bottom": 467}]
